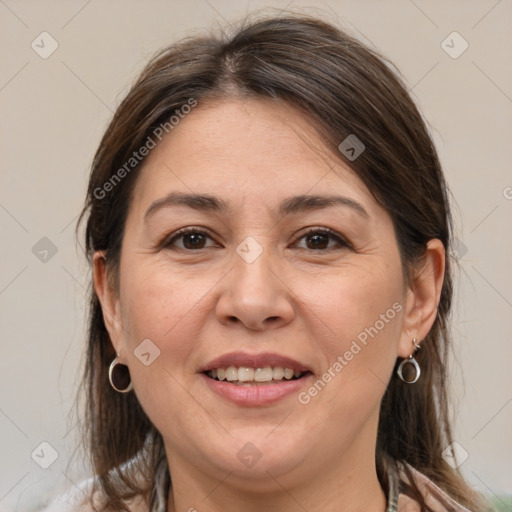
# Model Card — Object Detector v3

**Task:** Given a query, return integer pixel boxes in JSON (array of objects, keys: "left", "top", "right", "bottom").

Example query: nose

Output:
[{"left": 215, "top": 247, "right": 295, "bottom": 331}]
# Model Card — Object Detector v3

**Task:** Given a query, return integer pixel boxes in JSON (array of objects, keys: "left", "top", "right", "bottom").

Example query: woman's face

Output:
[{"left": 96, "top": 98, "right": 433, "bottom": 491}]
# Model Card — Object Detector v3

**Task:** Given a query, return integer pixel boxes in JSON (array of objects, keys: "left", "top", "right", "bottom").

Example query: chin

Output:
[{"left": 207, "top": 430, "right": 311, "bottom": 483}]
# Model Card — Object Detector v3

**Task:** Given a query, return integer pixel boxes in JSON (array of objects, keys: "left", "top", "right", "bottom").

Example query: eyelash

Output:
[{"left": 162, "top": 226, "right": 352, "bottom": 252}]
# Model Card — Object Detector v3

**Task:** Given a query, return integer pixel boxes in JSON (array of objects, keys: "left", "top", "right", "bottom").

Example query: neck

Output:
[{"left": 165, "top": 436, "right": 387, "bottom": 512}]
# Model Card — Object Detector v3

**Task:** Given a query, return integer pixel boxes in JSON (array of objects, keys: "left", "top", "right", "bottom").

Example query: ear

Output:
[
  {"left": 398, "top": 239, "right": 446, "bottom": 358},
  {"left": 93, "top": 251, "right": 125, "bottom": 356}
]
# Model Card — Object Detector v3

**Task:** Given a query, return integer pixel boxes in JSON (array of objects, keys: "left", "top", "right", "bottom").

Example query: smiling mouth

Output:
[{"left": 204, "top": 366, "right": 312, "bottom": 386}]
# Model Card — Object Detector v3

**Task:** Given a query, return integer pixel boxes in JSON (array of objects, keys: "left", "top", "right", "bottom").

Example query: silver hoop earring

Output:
[
  {"left": 109, "top": 356, "right": 133, "bottom": 393},
  {"left": 397, "top": 338, "right": 421, "bottom": 384}
]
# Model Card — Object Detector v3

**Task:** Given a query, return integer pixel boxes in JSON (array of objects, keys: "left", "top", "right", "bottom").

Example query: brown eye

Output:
[
  {"left": 295, "top": 228, "right": 350, "bottom": 251},
  {"left": 182, "top": 232, "right": 207, "bottom": 249},
  {"left": 164, "top": 229, "right": 216, "bottom": 250},
  {"left": 305, "top": 232, "right": 330, "bottom": 249}
]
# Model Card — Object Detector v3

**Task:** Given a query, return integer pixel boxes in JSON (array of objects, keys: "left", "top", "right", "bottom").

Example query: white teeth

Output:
[
  {"left": 272, "top": 366, "right": 284, "bottom": 380},
  {"left": 225, "top": 366, "right": 238, "bottom": 381},
  {"left": 207, "top": 365, "right": 305, "bottom": 383},
  {"left": 238, "top": 367, "right": 255, "bottom": 382},
  {"left": 254, "top": 367, "right": 273, "bottom": 382}
]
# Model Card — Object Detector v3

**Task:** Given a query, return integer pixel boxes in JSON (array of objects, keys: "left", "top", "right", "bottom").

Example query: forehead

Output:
[{"left": 130, "top": 98, "right": 373, "bottom": 215}]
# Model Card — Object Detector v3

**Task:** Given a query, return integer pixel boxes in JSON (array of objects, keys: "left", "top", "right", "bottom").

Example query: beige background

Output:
[{"left": 1, "top": 0, "right": 511, "bottom": 510}]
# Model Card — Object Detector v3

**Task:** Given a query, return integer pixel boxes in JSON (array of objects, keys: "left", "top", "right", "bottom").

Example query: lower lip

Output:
[{"left": 200, "top": 373, "right": 312, "bottom": 406}]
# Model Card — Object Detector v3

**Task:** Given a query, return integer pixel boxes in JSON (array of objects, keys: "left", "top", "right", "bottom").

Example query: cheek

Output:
[
  {"left": 301, "top": 261, "right": 405, "bottom": 396},
  {"left": 117, "top": 262, "right": 211, "bottom": 434},
  {"left": 120, "top": 258, "right": 204, "bottom": 338},
  {"left": 117, "top": 259, "right": 215, "bottom": 393},
  {"left": 290, "top": 266, "right": 404, "bottom": 450}
]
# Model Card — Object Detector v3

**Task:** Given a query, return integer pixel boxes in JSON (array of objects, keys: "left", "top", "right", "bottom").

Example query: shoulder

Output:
[
  {"left": 397, "top": 462, "right": 474, "bottom": 512},
  {"left": 37, "top": 476, "right": 149, "bottom": 512}
]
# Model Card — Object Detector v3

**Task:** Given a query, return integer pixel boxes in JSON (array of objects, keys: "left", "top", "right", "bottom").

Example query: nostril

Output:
[{"left": 261, "top": 316, "right": 281, "bottom": 327}]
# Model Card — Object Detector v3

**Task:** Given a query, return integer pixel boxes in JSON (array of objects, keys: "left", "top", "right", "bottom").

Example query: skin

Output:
[{"left": 93, "top": 98, "right": 445, "bottom": 512}]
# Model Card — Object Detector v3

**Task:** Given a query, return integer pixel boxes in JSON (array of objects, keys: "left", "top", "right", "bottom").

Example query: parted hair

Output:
[{"left": 76, "top": 12, "right": 488, "bottom": 512}]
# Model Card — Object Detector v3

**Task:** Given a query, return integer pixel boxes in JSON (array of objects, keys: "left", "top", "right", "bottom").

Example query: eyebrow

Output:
[
  {"left": 279, "top": 194, "right": 368, "bottom": 218},
  {"left": 144, "top": 192, "right": 369, "bottom": 220}
]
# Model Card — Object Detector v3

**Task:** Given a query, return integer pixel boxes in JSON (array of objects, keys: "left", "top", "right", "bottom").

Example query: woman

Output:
[{"left": 43, "top": 13, "right": 490, "bottom": 512}]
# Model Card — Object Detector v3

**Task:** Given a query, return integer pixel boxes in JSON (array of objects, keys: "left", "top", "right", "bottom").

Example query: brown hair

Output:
[{"left": 76, "top": 12, "right": 488, "bottom": 512}]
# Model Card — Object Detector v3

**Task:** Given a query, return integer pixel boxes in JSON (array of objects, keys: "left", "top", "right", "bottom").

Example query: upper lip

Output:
[{"left": 199, "top": 351, "right": 312, "bottom": 373}]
